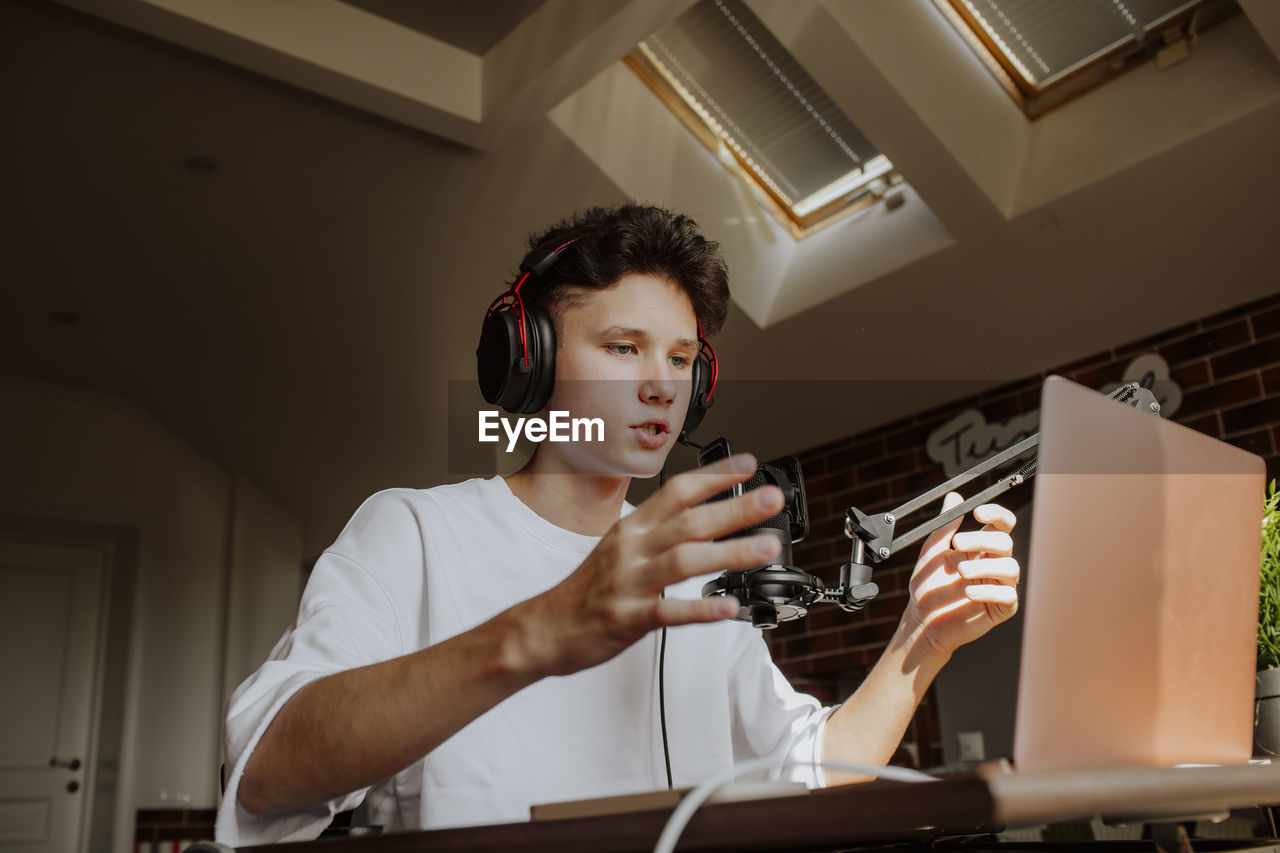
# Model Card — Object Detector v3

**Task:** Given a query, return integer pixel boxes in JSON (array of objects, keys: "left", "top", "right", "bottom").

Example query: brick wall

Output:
[
  {"left": 133, "top": 808, "right": 215, "bottom": 850},
  {"left": 770, "top": 290, "right": 1280, "bottom": 767}
]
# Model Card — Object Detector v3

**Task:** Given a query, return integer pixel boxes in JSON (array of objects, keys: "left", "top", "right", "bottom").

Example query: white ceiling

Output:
[{"left": 4, "top": 0, "right": 1279, "bottom": 553}]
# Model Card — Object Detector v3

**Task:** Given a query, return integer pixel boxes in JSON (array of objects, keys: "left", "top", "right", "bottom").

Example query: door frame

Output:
[{"left": 0, "top": 515, "right": 138, "bottom": 853}]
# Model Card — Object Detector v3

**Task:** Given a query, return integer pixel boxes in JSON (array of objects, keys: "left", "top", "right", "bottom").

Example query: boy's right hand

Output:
[{"left": 515, "top": 454, "right": 783, "bottom": 678}]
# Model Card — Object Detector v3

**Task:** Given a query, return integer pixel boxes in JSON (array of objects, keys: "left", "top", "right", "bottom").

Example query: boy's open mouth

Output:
[{"left": 631, "top": 421, "right": 670, "bottom": 447}]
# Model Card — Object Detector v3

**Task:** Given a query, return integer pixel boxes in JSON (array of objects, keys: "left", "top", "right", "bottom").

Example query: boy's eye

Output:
[
  {"left": 606, "top": 344, "right": 636, "bottom": 356},
  {"left": 669, "top": 355, "right": 690, "bottom": 368}
]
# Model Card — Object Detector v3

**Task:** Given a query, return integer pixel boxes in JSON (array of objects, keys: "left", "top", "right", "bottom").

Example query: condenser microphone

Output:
[{"left": 696, "top": 440, "right": 824, "bottom": 629}]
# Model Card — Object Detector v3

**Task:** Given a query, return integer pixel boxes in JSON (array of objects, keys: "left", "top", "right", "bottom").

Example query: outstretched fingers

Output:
[
  {"left": 643, "top": 486, "right": 784, "bottom": 556},
  {"left": 635, "top": 454, "right": 763, "bottom": 526},
  {"left": 652, "top": 535, "right": 780, "bottom": 589},
  {"left": 653, "top": 595, "right": 739, "bottom": 627}
]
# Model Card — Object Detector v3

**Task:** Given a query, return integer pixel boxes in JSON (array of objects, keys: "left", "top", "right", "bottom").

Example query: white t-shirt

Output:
[{"left": 216, "top": 476, "right": 833, "bottom": 844}]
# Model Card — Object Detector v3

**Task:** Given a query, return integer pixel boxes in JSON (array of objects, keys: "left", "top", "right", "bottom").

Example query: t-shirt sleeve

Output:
[
  {"left": 725, "top": 625, "right": 836, "bottom": 788},
  {"left": 215, "top": 492, "right": 419, "bottom": 845}
]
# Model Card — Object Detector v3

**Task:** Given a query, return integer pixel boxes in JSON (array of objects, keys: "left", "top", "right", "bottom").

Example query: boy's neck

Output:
[{"left": 504, "top": 455, "right": 631, "bottom": 537}]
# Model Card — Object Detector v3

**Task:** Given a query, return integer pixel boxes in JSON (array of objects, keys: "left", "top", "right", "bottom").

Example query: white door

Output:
[{"left": 0, "top": 540, "right": 106, "bottom": 853}]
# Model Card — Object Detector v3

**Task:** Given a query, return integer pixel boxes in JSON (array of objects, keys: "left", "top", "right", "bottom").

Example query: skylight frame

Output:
[
  {"left": 624, "top": 18, "right": 903, "bottom": 240},
  {"left": 936, "top": 0, "right": 1240, "bottom": 119}
]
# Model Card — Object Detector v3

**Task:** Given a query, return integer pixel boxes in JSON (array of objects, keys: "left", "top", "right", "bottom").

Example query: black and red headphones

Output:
[{"left": 476, "top": 236, "right": 719, "bottom": 441}]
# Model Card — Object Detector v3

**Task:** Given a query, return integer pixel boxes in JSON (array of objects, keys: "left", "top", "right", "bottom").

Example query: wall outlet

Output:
[{"left": 957, "top": 730, "right": 985, "bottom": 762}]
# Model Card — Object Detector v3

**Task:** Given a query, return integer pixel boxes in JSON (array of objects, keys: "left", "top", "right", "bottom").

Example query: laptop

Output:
[{"left": 1013, "top": 375, "right": 1265, "bottom": 771}]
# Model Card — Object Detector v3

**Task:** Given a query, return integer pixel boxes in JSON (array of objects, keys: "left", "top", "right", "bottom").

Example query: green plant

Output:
[{"left": 1262, "top": 479, "right": 1280, "bottom": 671}]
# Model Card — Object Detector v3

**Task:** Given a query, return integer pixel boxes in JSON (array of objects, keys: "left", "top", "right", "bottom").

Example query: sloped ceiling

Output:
[{"left": 4, "top": 0, "right": 1280, "bottom": 552}]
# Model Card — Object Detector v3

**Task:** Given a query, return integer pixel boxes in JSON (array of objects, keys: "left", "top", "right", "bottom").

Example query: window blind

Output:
[
  {"left": 957, "top": 0, "right": 1201, "bottom": 88},
  {"left": 643, "top": 0, "right": 889, "bottom": 216}
]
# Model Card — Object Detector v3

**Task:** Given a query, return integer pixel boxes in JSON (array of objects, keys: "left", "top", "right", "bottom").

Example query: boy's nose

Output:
[{"left": 639, "top": 373, "right": 678, "bottom": 404}]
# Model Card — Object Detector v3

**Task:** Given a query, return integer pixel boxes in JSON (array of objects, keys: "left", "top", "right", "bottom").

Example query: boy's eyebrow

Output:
[{"left": 598, "top": 325, "right": 699, "bottom": 351}]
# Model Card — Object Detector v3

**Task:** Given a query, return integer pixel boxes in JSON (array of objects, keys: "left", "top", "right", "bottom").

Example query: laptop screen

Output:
[{"left": 1013, "top": 376, "right": 1264, "bottom": 771}]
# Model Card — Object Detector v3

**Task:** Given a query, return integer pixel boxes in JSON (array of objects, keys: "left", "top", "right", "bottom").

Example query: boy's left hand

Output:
[{"left": 898, "top": 491, "right": 1020, "bottom": 658}]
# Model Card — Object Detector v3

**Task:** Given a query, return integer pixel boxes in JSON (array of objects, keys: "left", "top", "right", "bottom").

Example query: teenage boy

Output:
[{"left": 216, "top": 205, "right": 1019, "bottom": 844}]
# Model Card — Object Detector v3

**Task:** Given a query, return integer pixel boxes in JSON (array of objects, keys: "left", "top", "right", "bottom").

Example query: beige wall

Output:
[{"left": 0, "top": 376, "right": 301, "bottom": 852}]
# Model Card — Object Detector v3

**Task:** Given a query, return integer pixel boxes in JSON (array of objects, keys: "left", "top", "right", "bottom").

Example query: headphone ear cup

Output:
[
  {"left": 477, "top": 306, "right": 528, "bottom": 412},
  {"left": 515, "top": 304, "right": 555, "bottom": 414},
  {"left": 680, "top": 352, "right": 712, "bottom": 440},
  {"left": 477, "top": 304, "right": 556, "bottom": 414}
]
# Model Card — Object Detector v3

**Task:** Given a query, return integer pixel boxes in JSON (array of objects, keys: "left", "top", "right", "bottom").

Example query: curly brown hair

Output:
[{"left": 519, "top": 204, "right": 731, "bottom": 337}]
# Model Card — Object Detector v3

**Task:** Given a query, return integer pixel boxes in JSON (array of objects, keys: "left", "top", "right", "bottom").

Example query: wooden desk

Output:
[{"left": 238, "top": 763, "right": 1280, "bottom": 852}]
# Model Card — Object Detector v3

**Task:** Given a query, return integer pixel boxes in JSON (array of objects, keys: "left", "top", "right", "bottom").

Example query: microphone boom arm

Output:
[
  {"left": 700, "top": 381, "right": 1160, "bottom": 627},
  {"left": 826, "top": 382, "right": 1159, "bottom": 614},
  {"left": 844, "top": 431, "right": 1040, "bottom": 564}
]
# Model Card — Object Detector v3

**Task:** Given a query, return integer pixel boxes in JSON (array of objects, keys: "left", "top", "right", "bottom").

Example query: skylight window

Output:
[
  {"left": 938, "top": 0, "right": 1239, "bottom": 117},
  {"left": 626, "top": 0, "right": 901, "bottom": 238}
]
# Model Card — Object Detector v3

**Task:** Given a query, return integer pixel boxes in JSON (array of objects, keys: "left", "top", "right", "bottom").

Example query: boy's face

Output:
[{"left": 542, "top": 272, "right": 701, "bottom": 479}]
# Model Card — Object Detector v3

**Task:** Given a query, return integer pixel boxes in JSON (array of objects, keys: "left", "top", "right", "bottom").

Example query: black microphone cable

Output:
[
  {"left": 657, "top": 464, "right": 673, "bottom": 790},
  {"left": 659, "top": 594, "right": 672, "bottom": 791},
  {"left": 654, "top": 436, "right": 706, "bottom": 791}
]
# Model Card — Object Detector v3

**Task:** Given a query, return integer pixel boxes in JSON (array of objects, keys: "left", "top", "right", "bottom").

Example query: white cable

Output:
[{"left": 652, "top": 756, "right": 936, "bottom": 853}]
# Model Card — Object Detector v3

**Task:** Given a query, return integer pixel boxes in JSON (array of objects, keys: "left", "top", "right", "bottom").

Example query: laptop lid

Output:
[{"left": 1012, "top": 375, "right": 1264, "bottom": 771}]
